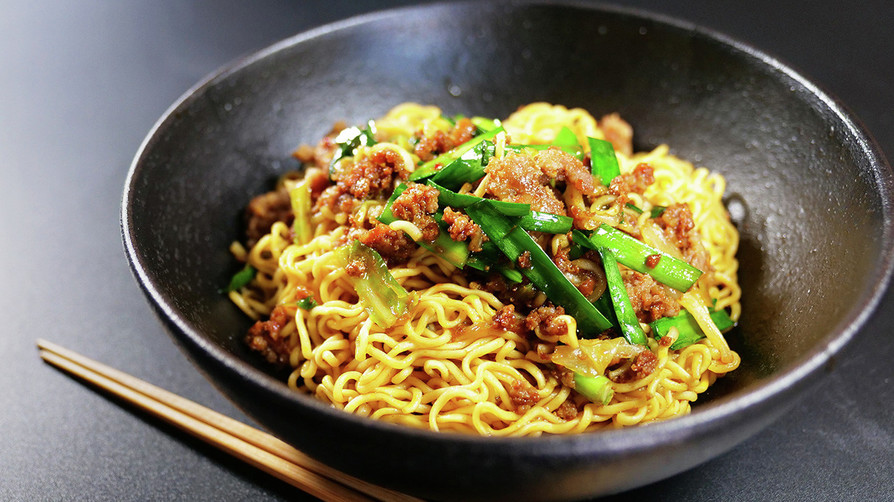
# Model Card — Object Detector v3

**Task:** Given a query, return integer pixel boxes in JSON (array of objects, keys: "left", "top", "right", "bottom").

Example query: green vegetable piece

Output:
[
  {"left": 574, "top": 225, "right": 702, "bottom": 292},
  {"left": 465, "top": 201, "right": 613, "bottom": 335},
  {"left": 225, "top": 264, "right": 256, "bottom": 292},
  {"left": 520, "top": 211, "right": 573, "bottom": 234},
  {"left": 328, "top": 120, "right": 377, "bottom": 176},
  {"left": 625, "top": 202, "right": 644, "bottom": 215},
  {"left": 650, "top": 206, "right": 667, "bottom": 218},
  {"left": 426, "top": 181, "right": 530, "bottom": 217},
  {"left": 419, "top": 220, "right": 470, "bottom": 268},
  {"left": 409, "top": 126, "right": 504, "bottom": 181},
  {"left": 470, "top": 116, "right": 501, "bottom": 133},
  {"left": 289, "top": 179, "right": 313, "bottom": 245},
  {"left": 333, "top": 241, "right": 410, "bottom": 328},
  {"left": 651, "top": 309, "right": 735, "bottom": 350},
  {"left": 429, "top": 140, "right": 490, "bottom": 190},
  {"left": 596, "top": 246, "right": 648, "bottom": 346},
  {"left": 573, "top": 373, "right": 614, "bottom": 405},
  {"left": 295, "top": 296, "right": 318, "bottom": 310},
  {"left": 588, "top": 137, "right": 621, "bottom": 185}
]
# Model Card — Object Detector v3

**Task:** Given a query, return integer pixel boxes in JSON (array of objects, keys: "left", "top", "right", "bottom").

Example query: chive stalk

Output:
[
  {"left": 574, "top": 225, "right": 702, "bottom": 292},
  {"left": 573, "top": 373, "right": 614, "bottom": 405},
  {"left": 596, "top": 246, "right": 648, "bottom": 346},
  {"left": 465, "top": 201, "right": 613, "bottom": 335},
  {"left": 650, "top": 308, "right": 735, "bottom": 350}
]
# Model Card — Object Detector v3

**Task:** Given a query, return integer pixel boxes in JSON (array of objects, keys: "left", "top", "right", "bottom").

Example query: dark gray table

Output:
[{"left": 3, "top": 1, "right": 891, "bottom": 500}]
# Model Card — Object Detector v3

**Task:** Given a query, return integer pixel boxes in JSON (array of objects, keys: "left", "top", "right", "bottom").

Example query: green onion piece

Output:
[
  {"left": 418, "top": 213, "right": 470, "bottom": 268},
  {"left": 409, "top": 126, "right": 505, "bottom": 181},
  {"left": 650, "top": 309, "right": 735, "bottom": 350},
  {"left": 465, "top": 201, "right": 613, "bottom": 335},
  {"left": 520, "top": 211, "right": 573, "bottom": 234},
  {"left": 470, "top": 116, "right": 501, "bottom": 133},
  {"left": 596, "top": 246, "right": 648, "bottom": 346},
  {"left": 289, "top": 179, "right": 313, "bottom": 245},
  {"left": 574, "top": 225, "right": 702, "bottom": 292},
  {"left": 225, "top": 264, "right": 256, "bottom": 292},
  {"left": 553, "top": 126, "right": 582, "bottom": 150},
  {"left": 427, "top": 181, "right": 530, "bottom": 216},
  {"left": 625, "top": 202, "right": 644, "bottom": 215},
  {"left": 573, "top": 373, "right": 614, "bottom": 405},
  {"left": 429, "top": 140, "right": 490, "bottom": 190},
  {"left": 650, "top": 206, "right": 667, "bottom": 218},
  {"left": 332, "top": 241, "right": 410, "bottom": 328},
  {"left": 328, "top": 121, "right": 377, "bottom": 176},
  {"left": 295, "top": 296, "right": 318, "bottom": 310},
  {"left": 588, "top": 137, "right": 621, "bottom": 185}
]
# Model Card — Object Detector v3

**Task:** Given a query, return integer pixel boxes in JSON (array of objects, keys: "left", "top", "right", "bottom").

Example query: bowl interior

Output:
[{"left": 124, "top": 2, "right": 893, "bottom": 500}]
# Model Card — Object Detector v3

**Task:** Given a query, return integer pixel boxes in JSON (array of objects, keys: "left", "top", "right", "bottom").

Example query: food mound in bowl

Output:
[{"left": 224, "top": 102, "right": 741, "bottom": 436}]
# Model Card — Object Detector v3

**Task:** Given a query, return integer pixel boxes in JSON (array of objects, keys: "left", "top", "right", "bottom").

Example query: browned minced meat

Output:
[
  {"left": 413, "top": 118, "right": 477, "bottom": 162},
  {"left": 508, "top": 380, "right": 541, "bottom": 412},
  {"left": 359, "top": 224, "right": 416, "bottom": 265},
  {"left": 625, "top": 271, "right": 680, "bottom": 323},
  {"left": 492, "top": 304, "right": 526, "bottom": 334},
  {"left": 609, "top": 162, "right": 655, "bottom": 197},
  {"left": 554, "top": 399, "right": 580, "bottom": 421},
  {"left": 479, "top": 274, "right": 541, "bottom": 311},
  {"left": 340, "top": 148, "right": 408, "bottom": 200},
  {"left": 553, "top": 247, "right": 602, "bottom": 298},
  {"left": 537, "top": 148, "right": 598, "bottom": 197},
  {"left": 517, "top": 250, "right": 532, "bottom": 269},
  {"left": 615, "top": 350, "right": 659, "bottom": 383},
  {"left": 244, "top": 187, "right": 293, "bottom": 247},
  {"left": 645, "top": 254, "right": 662, "bottom": 269},
  {"left": 345, "top": 256, "right": 367, "bottom": 277},
  {"left": 599, "top": 113, "right": 633, "bottom": 157},
  {"left": 659, "top": 333, "right": 674, "bottom": 347},
  {"left": 442, "top": 207, "right": 485, "bottom": 252},
  {"left": 245, "top": 305, "right": 292, "bottom": 367},
  {"left": 390, "top": 182, "right": 440, "bottom": 242},
  {"left": 485, "top": 153, "right": 566, "bottom": 215},
  {"left": 525, "top": 304, "right": 568, "bottom": 337}
]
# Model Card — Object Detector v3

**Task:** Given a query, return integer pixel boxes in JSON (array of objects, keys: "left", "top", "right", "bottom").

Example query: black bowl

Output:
[{"left": 122, "top": 2, "right": 894, "bottom": 500}]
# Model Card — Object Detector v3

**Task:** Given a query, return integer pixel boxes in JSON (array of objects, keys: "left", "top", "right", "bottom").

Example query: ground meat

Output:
[
  {"left": 345, "top": 257, "right": 367, "bottom": 277},
  {"left": 609, "top": 162, "right": 655, "bottom": 196},
  {"left": 645, "top": 254, "right": 662, "bottom": 269},
  {"left": 615, "top": 350, "right": 659, "bottom": 383},
  {"left": 413, "top": 118, "right": 477, "bottom": 162},
  {"left": 492, "top": 304, "right": 526, "bottom": 334},
  {"left": 485, "top": 153, "right": 566, "bottom": 215},
  {"left": 624, "top": 271, "right": 680, "bottom": 322},
  {"left": 245, "top": 187, "right": 293, "bottom": 247},
  {"left": 525, "top": 304, "right": 568, "bottom": 337},
  {"left": 599, "top": 113, "right": 633, "bottom": 157},
  {"left": 655, "top": 203, "right": 712, "bottom": 272},
  {"left": 554, "top": 399, "right": 580, "bottom": 421},
  {"left": 442, "top": 207, "right": 484, "bottom": 252},
  {"left": 359, "top": 224, "right": 416, "bottom": 265},
  {"left": 244, "top": 305, "right": 292, "bottom": 367},
  {"left": 508, "top": 380, "right": 541, "bottom": 412},
  {"left": 517, "top": 250, "right": 532, "bottom": 269},
  {"left": 391, "top": 182, "right": 440, "bottom": 242},
  {"left": 537, "top": 148, "right": 597, "bottom": 197},
  {"left": 339, "top": 148, "right": 408, "bottom": 200},
  {"left": 553, "top": 247, "right": 603, "bottom": 298}
]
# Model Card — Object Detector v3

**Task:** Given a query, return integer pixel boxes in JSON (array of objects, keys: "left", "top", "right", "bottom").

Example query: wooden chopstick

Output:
[{"left": 36, "top": 339, "right": 422, "bottom": 502}]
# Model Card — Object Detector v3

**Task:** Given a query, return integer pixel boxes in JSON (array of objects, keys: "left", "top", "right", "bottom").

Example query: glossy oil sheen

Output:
[{"left": 122, "top": 2, "right": 894, "bottom": 500}]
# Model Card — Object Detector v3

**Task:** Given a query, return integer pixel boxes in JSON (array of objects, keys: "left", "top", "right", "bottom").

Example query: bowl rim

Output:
[{"left": 121, "top": 0, "right": 894, "bottom": 452}]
